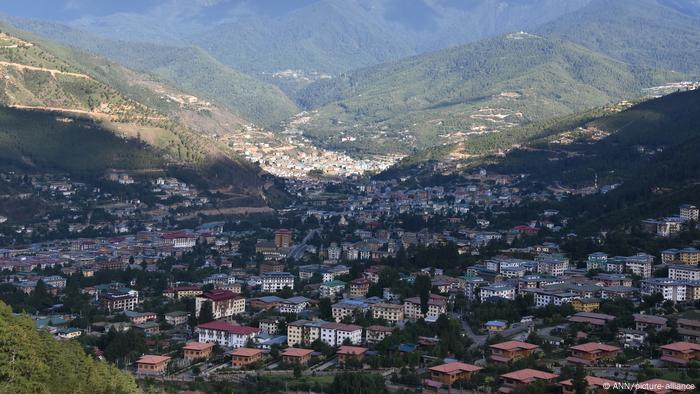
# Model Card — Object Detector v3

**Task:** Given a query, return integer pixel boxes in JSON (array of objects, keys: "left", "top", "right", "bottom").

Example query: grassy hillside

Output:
[
  {"left": 0, "top": 301, "right": 139, "bottom": 394},
  {"left": 0, "top": 26, "right": 279, "bottom": 201},
  {"left": 4, "top": 19, "right": 299, "bottom": 127},
  {"left": 295, "top": 34, "right": 682, "bottom": 155},
  {"left": 539, "top": 0, "right": 700, "bottom": 75}
]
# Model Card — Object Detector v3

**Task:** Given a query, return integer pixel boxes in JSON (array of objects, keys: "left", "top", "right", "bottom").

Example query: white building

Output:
[
  {"left": 261, "top": 272, "right": 295, "bottom": 292},
  {"left": 319, "top": 322, "right": 362, "bottom": 346},
  {"left": 641, "top": 278, "right": 686, "bottom": 302},
  {"left": 195, "top": 290, "right": 245, "bottom": 319},
  {"left": 669, "top": 265, "right": 700, "bottom": 281},
  {"left": 196, "top": 321, "right": 259, "bottom": 348},
  {"left": 479, "top": 283, "right": 516, "bottom": 301}
]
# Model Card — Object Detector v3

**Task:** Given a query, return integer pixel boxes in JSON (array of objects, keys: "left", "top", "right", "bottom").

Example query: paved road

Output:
[{"left": 288, "top": 228, "right": 320, "bottom": 260}]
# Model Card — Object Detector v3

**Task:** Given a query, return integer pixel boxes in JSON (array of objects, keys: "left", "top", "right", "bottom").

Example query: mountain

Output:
[
  {"left": 0, "top": 25, "right": 280, "bottom": 202},
  {"left": 383, "top": 89, "right": 700, "bottom": 231},
  {"left": 2, "top": 18, "right": 299, "bottom": 127},
  {"left": 539, "top": 0, "right": 700, "bottom": 75},
  {"left": 293, "top": 33, "right": 683, "bottom": 155},
  {"left": 0, "top": 301, "right": 139, "bottom": 393},
  {"left": 2, "top": 0, "right": 593, "bottom": 75}
]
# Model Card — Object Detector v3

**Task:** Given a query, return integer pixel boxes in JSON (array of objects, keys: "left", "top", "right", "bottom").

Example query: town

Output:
[{"left": 1, "top": 167, "right": 699, "bottom": 394}]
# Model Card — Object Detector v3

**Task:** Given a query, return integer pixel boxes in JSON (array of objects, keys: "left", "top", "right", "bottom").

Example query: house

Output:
[
  {"left": 634, "top": 314, "right": 667, "bottom": 331},
  {"left": 403, "top": 294, "right": 447, "bottom": 322},
  {"left": 230, "top": 348, "right": 263, "bottom": 368},
  {"left": 658, "top": 342, "right": 700, "bottom": 366},
  {"left": 567, "top": 343, "right": 621, "bottom": 365},
  {"left": 196, "top": 321, "right": 259, "bottom": 348},
  {"left": 336, "top": 346, "right": 368, "bottom": 367},
  {"left": 365, "top": 325, "right": 394, "bottom": 344},
  {"left": 559, "top": 376, "right": 618, "bottom": 394},
  {"left": 134, "top": 321, "right": 160, "bottom": 336},
  {"left": 195, "top": 289, "right": 245, "bottom": 319},
  {"left": 500, "top": 369, "right": 558, "bottom": 392},
  {"left": 489, "top": 341, "right": 539, "bottom": 363},
  {"left": 183, "top": 342, "right": 214, "bottom": 361},
  {"left": 567, "top": 312, "right": 615, "bottom": 327},
  {"left": 428, "top": 362, "right": 482, "bottom": 385},
  {"left": 571, "top": 298, "right": 600, "bottom": 312},
  {"left": 618, "top": 328, "right": 647, "bottom": 349},
  {"left": 281, "top": 348, "right": 314, "bottom": 366},
  {"left": 677, "top": 319, "right": 700, "bottom": 342},
  {"left": 485, "top": 320, "right": 507, "bottom": 332},
  {"left": 136, "top": 355, "right": 171, "bottom": 375}
]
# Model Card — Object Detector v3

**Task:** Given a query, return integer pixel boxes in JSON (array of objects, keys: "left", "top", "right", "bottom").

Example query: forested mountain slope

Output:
[
  {"left": 0, "top": 301, "right": 139, "bottom": 394},
  {"left": 294, "top": 34, "right": 682, "bottom": 154}
]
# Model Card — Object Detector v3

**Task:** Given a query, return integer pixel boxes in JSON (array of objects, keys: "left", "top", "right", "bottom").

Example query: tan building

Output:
[
  {"left": 183, "top": 342, "right": 214, "bottom": 362},
  {"left": 281, "top": 348, "right": 314, "bottom": 366},
  {"left": 230, "top": 348, "right": 264, "bottom": 368},
  {"left": 403, "top": 294, "right": 447, "bottom": 321},
  {"left": 567, "top": 343, "right": 621, "bottom": 365},
  {"left": 336, "top": 346, "right": 368, "bottom": 367},
  {"left": 136, "top": 355, "right": 171, "bottom": 375},
  {"left": 371, "top": 303, "right": 404, "bottom": 323},
  {"left": 428, "top": 362, "right": 482, "bottom": 385},
  {"left": 365, "top": 325, "right": 394, "bottom": 344},
  {"left": 489, "top": 341, "right": 539, "bottom": 363}
]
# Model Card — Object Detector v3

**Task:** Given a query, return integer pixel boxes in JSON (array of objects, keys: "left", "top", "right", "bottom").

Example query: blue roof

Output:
[
  {"left": 485, "top": 320, "right": 507, "bottom": 327},
  {"left": 398, "top": 343, "right": 417, "bottom": 352}
]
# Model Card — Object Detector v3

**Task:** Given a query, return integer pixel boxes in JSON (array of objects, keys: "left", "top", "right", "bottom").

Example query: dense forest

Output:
[{"left": 0, "top": 301, "right": 140, "bottom": 394}]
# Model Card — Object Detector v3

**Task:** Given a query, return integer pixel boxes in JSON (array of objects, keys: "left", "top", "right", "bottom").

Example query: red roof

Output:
[
  {"left": 230, "top": 348, "right": 263, "bottom": 357},
  {"left": 183, "top": 342, "right": 214, "bottom": 351},
  {"left": 281, "top": 348, "right": 314, "bottom": 357},
  {"left": 202, "top": 289, "right": 238, "bottom": 301},
  {"left": 197, "top": 321, "right": 259, "bottom": 335},
  {"left": 501, "top": 369, "right": 558, "bottom": 383},
  {"left": 429, "top": 362, "right": 482, "bottom": 375},
  {"left": 659, "top": 342, "right": 700, "bottom": 353},
  {"left": 137, "top": 355, "right": 171, "bottom": 364},
  {"left": 570, "top": 342, "right": 621, "bottom": 353},
  {"left": 490, "top": 341, "right": 539, "bottom": 351},
  {"left": 337, "top": 346, "right": 368, "bottom": 356}
]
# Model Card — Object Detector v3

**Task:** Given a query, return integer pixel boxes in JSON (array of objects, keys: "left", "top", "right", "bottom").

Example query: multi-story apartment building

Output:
[
  {"left": 319, "top": 322, "right": 362, "bottom": 346},
  {"left": 479, "top": 283, "right": 516, "bottom": 301},
  {"left": 370, "top": 303, "right": 405, "bottom": 323},
  {"left": 347, "top": 278, "right": 370, "bottom": 298},
  {"left": 100, "top": 288, "right": 139, "bottom": 312},
  {"left": 278, "top": 296, "right": 310, "bottom": 314},
  {"left": 669, "top": 265, "right": 700, "bottom": 281},
  {"left": 195, "top": 289, "right": 245, "bottom": 319},
  {"left": 641, "top": 278, "right": 687, "bottom": 302},
  {"left": 196, "top": 321, "right": 259, "bottom": 348},
  {"left": 261, "top": 272, "right": 294, "bottom": 292},
  {"left": 365, "top": 325, "right": 394, "bottom": 344},
  {"left": 274, "top": 229, "right": 292, "bottom": 248},
  {"left": 319, "top": 280, "right": 345, "bottom": 299},
  {"left": 331, "top": 299, "right": 368, "bottom": 322},
  {"left": 536, "top": 257, "right": 569, "bottom": 277},
  {"left": 287, "top": 320, "right": 326, "bottom": 347},
  {"left": 403, "top": 294, "right": 447, "bottom": 321},
  {"left": 523, "top": 289, "right": 578, "bottom": 308},
  {"left": 680, "top": 204, "right": 699, "bottom": 222},
  {"left": 163, "top": 285, "right": 203, "bottom": 299}
]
